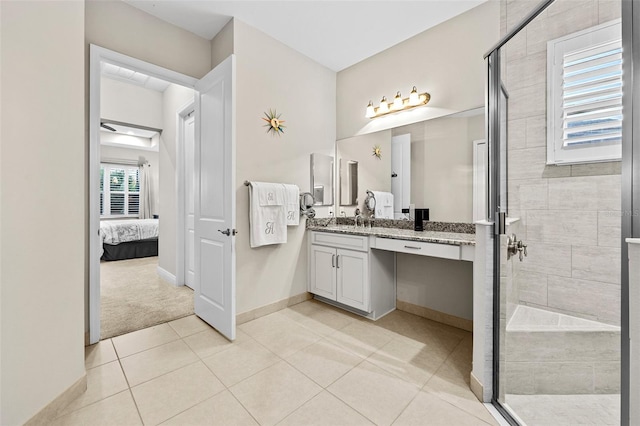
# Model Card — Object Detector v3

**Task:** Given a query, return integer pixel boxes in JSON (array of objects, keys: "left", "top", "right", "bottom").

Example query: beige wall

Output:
[
  {"left": 234, "top": 19, "right": 336, "bottom": 314},
  {"left": 1, "top": 2, "right": 86, "bottom": 424},
  {"left": 85, "top": 1, "right": 212, "bottom": 80},
  {"left": 211, "top": 19, "right": 234, "bottom": 69},
  {"left": 85, "top": 1, "right": 211, "bottom": 328},
  {"left": 336, "top": 131, "right": 392, "bottom": 216},
  {"left": 504, "top": 0, "right": 622, "bottom": 325},
  {"left": 336, "top": 1, "right": 500, "bottom": 140},
  {"left": 158, "top": 84, "right": 195, "bottom": 276},
  {"left": 100, "top": 77, "right": 164, "bottom": 129}
]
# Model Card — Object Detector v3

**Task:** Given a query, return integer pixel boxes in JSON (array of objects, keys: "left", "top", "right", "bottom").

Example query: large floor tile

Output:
[
  {"left": 251, "top": 321, "right": 321, "bottom": 358},
  {"left": 120, "top": 340, "right": 198, "bottom": 387},
  {"left": 282, "top": 302, "right": 355, "bottom": 337},
  {"left": 393, "top": 390, "right": 493, "bottom": 426},
  {"left": 52, "top": 391, "right": 141, "bottom": 426},
  {"left": 167, "top": 315, "right": 211, "bottom": 338},
  {"left": 328, "top": 361, "right": 420, "bottom": 426},
  {"left": 84, "top": 339, "right": 117, "bottom": 369},
  {"left": 112, "top": 323, "right": 180, "bottom": 358},
  {"left": 202, "top": 338, "right": 279, "bottom": 387},
  {"left": 230, "top": 361, "right": 322, "bottom": 426},
  {"left": 367, "top": 337, "right": 450, "bottom": 387},
  {"left": 423, "top": 357, "right": 497, "bottom": 425},
  {"left": 131, "top": 361, "right": 225, "bottom": 425},
  {"left": 238, "top": 311, "right": 292, "bottom": 337},
  {"left": 286, "top": 338, "right": 363, "bottom": 387},
  {"left": 278, "top": 391, "right": 374, "bottom": 426},
  {"left": 60, "top": 361, "right": 129, "bottom": 416},
  {"left": 161, "top": 390, "right": 258, "bottom": 426},
  {"left": 183, "top": 327, "right": 249, "bottom": 359},
  {"left": 327, "top": 320, "right": 397, "bottom": 358}
]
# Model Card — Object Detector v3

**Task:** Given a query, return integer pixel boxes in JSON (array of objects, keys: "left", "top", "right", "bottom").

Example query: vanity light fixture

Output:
[
  {"left": 366, "top": 101, "right": 376, "bottom": 118},
  {"left": 393, "top": 92, "right": 403, "bottom": 110},
  {"left": 378, "top": 96, "right": 389, "bottom": 114},
  {"left": 365, "top": 86, "right": 430, "bottom": 119}
]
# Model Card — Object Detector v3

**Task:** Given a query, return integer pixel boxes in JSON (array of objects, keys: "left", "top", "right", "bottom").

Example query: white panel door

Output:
[
  {"left": 194, "top": 55, "right": 236, "bottom": 340},
  {"left": 309, "top": 245, "right": 337, "bottom": 300},
  {"left": 184, "top": 113, "right": 196, "bottom": 289},
  {"left": 391, "top": 134, "right": 411, "bottom": 218},
  {"left": 336, "top": 249, "right": 369, "bottom": 312}
]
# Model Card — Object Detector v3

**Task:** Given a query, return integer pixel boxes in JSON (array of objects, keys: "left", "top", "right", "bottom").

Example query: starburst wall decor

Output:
[
  {"left": 372, "top": 145, "right": 382, "bottom": 159},
  {"left": 262, "top": 109, "right": 286, "bottom": 136}
]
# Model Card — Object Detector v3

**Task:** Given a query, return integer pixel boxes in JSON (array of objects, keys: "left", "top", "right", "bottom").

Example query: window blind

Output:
[
  {"left": 562, "top": 39, "right": 622, "bottom": 147},
  {"left": 100, "top": 164, "right": 140, "bottom": 217}
]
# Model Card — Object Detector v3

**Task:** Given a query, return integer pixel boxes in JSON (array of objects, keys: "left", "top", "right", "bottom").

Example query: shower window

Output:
[{"left": 547, "top": 20, "right": 622, "bottom": 165}]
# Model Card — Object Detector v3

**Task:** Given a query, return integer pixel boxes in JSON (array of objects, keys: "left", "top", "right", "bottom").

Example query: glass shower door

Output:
[{"left": 488, "top": 1, "right": 624, "bottom": 424}]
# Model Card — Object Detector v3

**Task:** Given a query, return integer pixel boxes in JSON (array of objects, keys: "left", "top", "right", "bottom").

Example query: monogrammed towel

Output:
[
  {"left": 282, "top": 184, "right": 300, "bottom": 226},
  {"left": 249, "top": 182, "right": 287, "bottom": 248}
]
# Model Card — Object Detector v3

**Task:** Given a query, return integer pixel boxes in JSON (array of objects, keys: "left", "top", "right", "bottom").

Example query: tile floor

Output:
[{"left": 59, "top": 300, "right": 498, "bottom": 426}]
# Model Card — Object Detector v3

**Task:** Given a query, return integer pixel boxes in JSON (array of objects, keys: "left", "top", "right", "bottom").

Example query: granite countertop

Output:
[{"left": 306, "top": 223, "right": 476, "bottom": 246}]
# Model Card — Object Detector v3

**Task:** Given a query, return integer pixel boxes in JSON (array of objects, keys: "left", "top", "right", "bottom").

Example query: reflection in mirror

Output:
[
  {"left": 310, "top": 153, "right": 334, "bottom": 206},
  {"left": 335, "top": 107, "right": 485, "bottom": 223},
  {"left": 339, "top": 159, "right": 358, "bottom": 206}
]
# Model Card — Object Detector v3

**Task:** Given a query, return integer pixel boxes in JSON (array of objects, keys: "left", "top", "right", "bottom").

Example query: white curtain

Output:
[{"left": 140, "top": 163, "right": 152, "bottom": 219}]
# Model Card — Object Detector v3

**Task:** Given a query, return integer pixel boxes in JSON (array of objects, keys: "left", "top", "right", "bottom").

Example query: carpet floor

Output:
[{"left": 100, "top": 256, "right": 194, "bottom": 339}]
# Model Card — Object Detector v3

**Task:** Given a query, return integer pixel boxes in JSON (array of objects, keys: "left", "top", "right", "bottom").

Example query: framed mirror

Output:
[
  {"left": 310, "top": 153, "right": 334, "bottom": 206},
  {"left": 339, "top": 159, "right": 358, "bottom": 206}
]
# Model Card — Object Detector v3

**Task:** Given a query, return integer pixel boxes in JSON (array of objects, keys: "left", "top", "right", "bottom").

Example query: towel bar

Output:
[{"left": 243, "top": 180, "right": 315, "bottom": 218}]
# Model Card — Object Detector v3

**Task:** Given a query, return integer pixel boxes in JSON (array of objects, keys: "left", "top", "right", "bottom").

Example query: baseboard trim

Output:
[
  {"left": 396, "top": 300, "right": 473, "bottom": 332},
  {"left": 156, "top": 265, "right": 177, "bottom": 286},
  {"left": 237, "top": 292, "right": 313, "bottom": 325},
  {"left": 25, "top": 374, "right": 87, "bottom": 425},
  {"left": 470, "top": 371, "right": 485, "bottom": 402}
]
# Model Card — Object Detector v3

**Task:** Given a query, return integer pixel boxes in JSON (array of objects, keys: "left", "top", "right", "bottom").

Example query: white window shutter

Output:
[{"left": 547, "top": 20, "right": 622, "bottom": 165}]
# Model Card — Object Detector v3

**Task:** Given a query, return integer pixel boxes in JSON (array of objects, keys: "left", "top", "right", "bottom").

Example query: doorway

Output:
[
  {"left": 96, "top": 60, "right": 196, "bottom": 339},
  {"left": 89, "top": 46, "right": 237, "bottom": 345}
]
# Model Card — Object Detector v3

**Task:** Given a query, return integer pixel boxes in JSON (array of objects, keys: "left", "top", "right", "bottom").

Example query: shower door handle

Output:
[{"left": 507, "top": 234, "right": 528, "bottom": 261}]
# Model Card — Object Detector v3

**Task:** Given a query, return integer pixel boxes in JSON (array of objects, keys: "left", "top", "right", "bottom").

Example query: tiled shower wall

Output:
[{"left": 502, "top": 0, "right": 622, "bottom": 325}]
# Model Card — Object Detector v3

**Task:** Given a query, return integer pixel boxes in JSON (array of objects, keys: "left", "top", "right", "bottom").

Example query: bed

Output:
[{"left": 99, "top": 219, "right": 159, "bottom": 261}]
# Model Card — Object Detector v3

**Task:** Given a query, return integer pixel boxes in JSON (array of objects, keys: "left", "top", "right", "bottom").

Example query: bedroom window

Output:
[
  {"left": 100, "top": 164, "right": 140, "bottom": 217},
  {"left": 547, "top": 20, "right": 622, "bottom": 165}
]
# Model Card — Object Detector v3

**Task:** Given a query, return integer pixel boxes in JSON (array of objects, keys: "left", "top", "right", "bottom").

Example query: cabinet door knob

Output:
[
  {"left": 336, "top": 255, "right": 340, "bottom": 268},
  {"left": 332, "top": 254, "right": 335, "bottom": 268}
]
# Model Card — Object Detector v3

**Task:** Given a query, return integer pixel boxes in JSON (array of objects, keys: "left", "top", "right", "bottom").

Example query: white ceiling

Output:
[
  {"left": 101, "top": 62, "right": 172, "bottom": 92},
  {"left": 124, "top": 0, "right": 487, "bottom": 72}
]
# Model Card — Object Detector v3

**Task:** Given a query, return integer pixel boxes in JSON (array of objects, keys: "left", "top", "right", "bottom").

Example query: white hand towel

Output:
[
  {"left": 372, "top": 191, "right": 394, "bottom": 219},
  {"left": 282, "top": 184, "right": 300, "bottom": 226},
  {"left": 249, "top": 182, "right": 287, "bottom": 248}
]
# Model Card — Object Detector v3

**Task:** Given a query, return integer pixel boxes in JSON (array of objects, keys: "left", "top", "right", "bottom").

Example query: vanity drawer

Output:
[
  {"left": 310, "top": 231, "right": 369, "bottom": 252},
  {"left": 373, "top": 237, "right": 460, "bottom": 260}
]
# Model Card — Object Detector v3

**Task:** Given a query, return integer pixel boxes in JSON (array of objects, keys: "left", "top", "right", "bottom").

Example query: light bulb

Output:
[
  {"left": 365, "top": 101, "right": 375, "bottom": 118},
  {"left": 378, "top": 96, "right": 389, "bottom": 114},
  {"left": 393, "top": 92, "right": 403, "bottom": 110},
  {"left": 409, "top": 86, "right": 420, "bottom": 106}
]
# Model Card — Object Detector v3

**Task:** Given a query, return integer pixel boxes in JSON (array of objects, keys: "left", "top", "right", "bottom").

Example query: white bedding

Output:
[{"left": 99, "top": 219, "right": 159, "bottom": 246}]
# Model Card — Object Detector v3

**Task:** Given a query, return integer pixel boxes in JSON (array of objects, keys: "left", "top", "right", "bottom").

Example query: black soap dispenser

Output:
[{"left": 414, "top": 208, "right": 429, "bottom": 231}]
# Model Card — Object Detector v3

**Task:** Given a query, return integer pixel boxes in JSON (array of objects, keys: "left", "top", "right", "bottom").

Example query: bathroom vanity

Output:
[{"left": 307, "top": 221, "right": 475, "bottom": 320}]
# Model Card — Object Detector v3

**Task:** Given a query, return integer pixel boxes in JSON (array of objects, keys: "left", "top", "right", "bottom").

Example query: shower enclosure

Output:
[{"left": 485, "top": 0, "right": 637, "bottom": 424}]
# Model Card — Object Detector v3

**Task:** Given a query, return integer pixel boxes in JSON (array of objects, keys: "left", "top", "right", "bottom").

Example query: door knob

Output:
[{"left": 218, "top": 229, "right": 231, "bottom": 236}]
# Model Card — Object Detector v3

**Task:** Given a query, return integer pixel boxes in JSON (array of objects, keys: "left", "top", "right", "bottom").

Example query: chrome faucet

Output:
[{"left": 354, "top": 208, "right": 362, "bottom": 227}]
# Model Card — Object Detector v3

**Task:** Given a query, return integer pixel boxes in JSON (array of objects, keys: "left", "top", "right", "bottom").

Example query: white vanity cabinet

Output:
[{"left": 308, "top": 231, "right": 395, "bottom": 319}]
